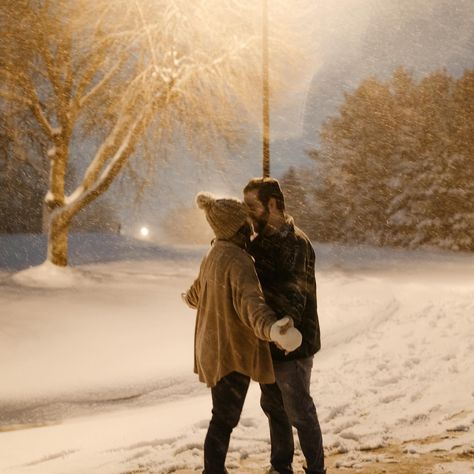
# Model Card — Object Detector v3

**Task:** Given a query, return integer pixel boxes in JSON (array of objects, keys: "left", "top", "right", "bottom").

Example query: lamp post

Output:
[{"left": 262, "top": 0, "right": 270, "bottom": 178}]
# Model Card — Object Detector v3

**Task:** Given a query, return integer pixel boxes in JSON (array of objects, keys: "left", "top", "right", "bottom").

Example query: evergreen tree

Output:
[
  {"left": 308, "top": 68, "right": 474, "bottom": 251},
  {"left": 280, "top": 167, "right": 312, "bottom": 233},
  {"left": 315, "top": 75, "right": 400, "bottom": 245}
]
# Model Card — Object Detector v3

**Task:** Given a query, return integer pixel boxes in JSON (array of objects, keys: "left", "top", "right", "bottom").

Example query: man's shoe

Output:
[{"left": 267, "top": 467, "right": 293, "bottom": 474}]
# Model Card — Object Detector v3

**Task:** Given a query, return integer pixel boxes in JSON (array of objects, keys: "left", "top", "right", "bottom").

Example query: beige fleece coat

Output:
[{"left": 185, "top": 240, "right": 277, "bottom": 387}]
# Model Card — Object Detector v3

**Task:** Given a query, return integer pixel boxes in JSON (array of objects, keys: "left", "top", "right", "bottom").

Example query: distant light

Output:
[{"left": 140, "top": 226, "right": 149, "bottom": 237}]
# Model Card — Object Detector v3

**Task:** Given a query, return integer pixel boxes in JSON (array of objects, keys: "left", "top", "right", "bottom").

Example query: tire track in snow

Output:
[{"left": 0, "top": 374, "right": 206, "bottom": 431}]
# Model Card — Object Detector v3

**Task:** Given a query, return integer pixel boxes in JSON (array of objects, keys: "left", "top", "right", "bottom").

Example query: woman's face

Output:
[{"left": 240, "top": 219, "right": 254, "bottom": 246}]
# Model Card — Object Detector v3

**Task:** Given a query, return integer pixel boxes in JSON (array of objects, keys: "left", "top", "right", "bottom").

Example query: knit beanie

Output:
[{"left": 196, "top": 192, "right": 249, "bottom": 240}]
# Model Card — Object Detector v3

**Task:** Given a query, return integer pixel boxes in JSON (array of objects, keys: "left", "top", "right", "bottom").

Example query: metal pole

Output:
[{"left": 262, "top": 0, "right": 270, "bottom": 178}]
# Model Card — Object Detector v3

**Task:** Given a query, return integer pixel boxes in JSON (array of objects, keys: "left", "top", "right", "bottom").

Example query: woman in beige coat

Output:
[{"left": 183, "top": 192, "right": 302, "bottom": 474}]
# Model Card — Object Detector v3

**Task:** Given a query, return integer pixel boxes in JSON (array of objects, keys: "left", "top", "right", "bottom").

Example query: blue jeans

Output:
[{"left": 260, "top": 356, "right": 325, "bottom": 474}]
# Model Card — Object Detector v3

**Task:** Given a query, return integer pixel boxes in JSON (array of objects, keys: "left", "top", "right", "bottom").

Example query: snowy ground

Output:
[{"left": 0, "top": 235, "right": 473, "bottom": 473}]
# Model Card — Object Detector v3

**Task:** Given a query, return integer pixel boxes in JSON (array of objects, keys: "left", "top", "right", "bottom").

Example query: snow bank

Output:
[{"left": 12, "top": 261, "right": 90, "bottom": 288}]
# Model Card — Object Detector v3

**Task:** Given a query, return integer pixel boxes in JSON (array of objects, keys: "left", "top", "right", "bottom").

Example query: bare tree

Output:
[{"left": 0, "top": 0, "right": 311, "bottom": 266}]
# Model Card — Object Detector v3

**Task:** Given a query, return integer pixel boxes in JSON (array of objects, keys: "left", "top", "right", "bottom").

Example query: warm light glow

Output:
[{"left": 140, "top": 226, "right": 149, "bottom": 237}]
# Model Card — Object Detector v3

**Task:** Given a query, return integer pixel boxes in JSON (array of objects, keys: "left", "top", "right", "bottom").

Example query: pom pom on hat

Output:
[
  {"left": 196, "top": 192, "right": 215, "bottom": 211},
  {"left": 195, "top": 191, "right": 249, "bottom": 240}
]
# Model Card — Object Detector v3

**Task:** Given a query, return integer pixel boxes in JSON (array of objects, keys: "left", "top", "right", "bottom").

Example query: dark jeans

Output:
[
  {"left": 260, "top": 356, "right": 325, "bottom": 474},
  {"left": 203, "top": 371, "right": 250, "bottom": 474}
]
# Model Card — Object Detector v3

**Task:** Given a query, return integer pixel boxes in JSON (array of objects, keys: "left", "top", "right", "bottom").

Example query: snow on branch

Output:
[
  {"left": 65, "top": 77, "right": 171, "bottom": 211},
  {"left": 64, "top": 116, "right": 142, "bottom": 212},
  {"left": 78, "top": 58, "right": 128, "bottom": 109}
]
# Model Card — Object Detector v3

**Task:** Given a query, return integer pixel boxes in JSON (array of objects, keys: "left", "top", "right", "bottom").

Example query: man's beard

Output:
[{"left": 253, "top": 209, "right": 270, "bottom": 234}]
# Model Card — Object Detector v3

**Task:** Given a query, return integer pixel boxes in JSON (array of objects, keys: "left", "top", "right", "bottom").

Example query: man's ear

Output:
[{"left": 267, "top": 197, "right": 277, "bottom": 212}]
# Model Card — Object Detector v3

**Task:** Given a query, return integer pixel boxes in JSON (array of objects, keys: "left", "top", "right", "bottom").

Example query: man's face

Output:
[{"left": 244, "top": 190, "right": 269, "bottom": 234}]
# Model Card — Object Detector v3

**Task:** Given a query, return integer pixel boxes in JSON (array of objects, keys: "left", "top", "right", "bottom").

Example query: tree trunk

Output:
[{"left": 47, "top": 210, "right": 71, "bottom": 267}]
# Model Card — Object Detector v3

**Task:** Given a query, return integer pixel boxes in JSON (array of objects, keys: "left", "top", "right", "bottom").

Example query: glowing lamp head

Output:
[{"left": 140, "top": 226, "right": 149, "bottom": 238}]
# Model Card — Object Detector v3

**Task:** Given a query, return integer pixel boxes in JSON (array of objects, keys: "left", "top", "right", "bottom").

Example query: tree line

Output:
[
  {"left": 2, "top": 1, "right": 471, "bottom": 256},
  {"left": 283, "top": 68, "right": 474, "bottom": 252}
]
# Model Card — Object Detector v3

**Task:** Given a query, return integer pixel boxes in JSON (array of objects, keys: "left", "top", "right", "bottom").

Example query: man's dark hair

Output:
[{"left": 244, "top": 177, "right": 285, "bottom": 211}]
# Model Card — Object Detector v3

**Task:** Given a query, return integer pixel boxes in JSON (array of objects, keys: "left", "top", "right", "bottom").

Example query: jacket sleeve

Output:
[
  {"left": 184, "top": 258, "right": 204, "bottom": 309},
  {"left": 230, "top": 253, "right": 277, "bottom": 341},
  {"left": 273, "top": 239, "right": 311, "bottom": 325}
]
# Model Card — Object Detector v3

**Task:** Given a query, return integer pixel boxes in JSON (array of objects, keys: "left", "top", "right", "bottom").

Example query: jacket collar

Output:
[
  {"left": 261, "top": 214, "right": 295, "bottom": 240},
  {"left": 212, "top": 238, "right": 246, "bottom": 249}
]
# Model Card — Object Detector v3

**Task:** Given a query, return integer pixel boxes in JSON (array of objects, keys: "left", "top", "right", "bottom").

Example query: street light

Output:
[{"left": 262, "top": 0, "right": 270, "bottom": 178}]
